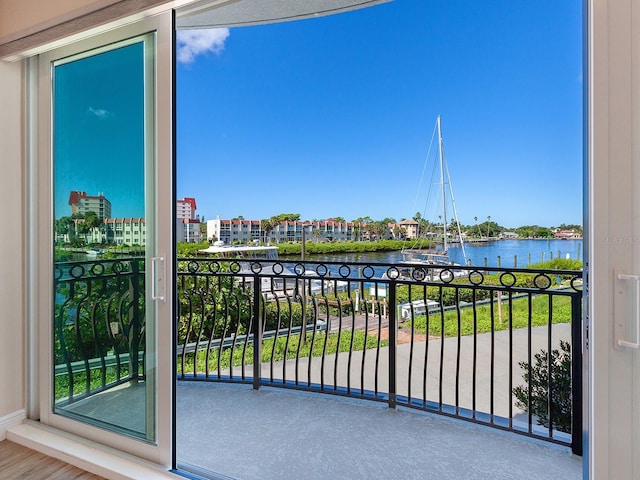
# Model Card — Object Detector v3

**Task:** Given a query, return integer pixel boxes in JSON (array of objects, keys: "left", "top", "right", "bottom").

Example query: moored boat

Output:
[{"left": 402, "top": 115, "right": 467, "bottom": 266}]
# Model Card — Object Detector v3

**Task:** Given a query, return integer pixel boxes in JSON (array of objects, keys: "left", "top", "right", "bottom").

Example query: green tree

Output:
[
  {"left": 477, "top": 218, "right": 503, "bottom": 238},
  {"left": 353, "top": 216, "right": 373, "bottom": 240},
  {"left": 412, "top": 212, "right": 429, "bottom": 238},
  {"left": 55, "top": 216, "right": 75, "bottom": 241},
  {"left": 392, "top": 225, "right": 406, "bottom": 239},
  {"left": 83, "top": 211, "right": 103, "bottom": 243},
  {"left": 199, "top": 218, "right": 207, "bottom": 240},
  {"left": 75, "top": 221, "right": 90, "bottom": 242},
  {"left": 515, "top": 225, "right": 535, "bottom": 238},
  {"left": 371, "top": 220, "right": 388, "bottom": 240},
  {"left": 352, "top": 222, "right": 362, "bottom": 241},
  {"left": 84, "top": 211, "right": 102, "bottom": 229},
  {"left": 260, "top": 218, "right": 277, "bottom": 245},
  {"left": 533, "top": 226, "right": 552, "bottom": 238},
  {"left": 272, "top": 213, "right": 300, "bottom": 222}
]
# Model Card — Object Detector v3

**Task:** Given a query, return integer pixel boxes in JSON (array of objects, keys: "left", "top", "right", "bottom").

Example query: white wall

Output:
[
  {"left": 0, "top": 59, "right": 25, "bottom": 429},
  {"left": 0, "top": 0, "right": 119, "bottom": 43}
]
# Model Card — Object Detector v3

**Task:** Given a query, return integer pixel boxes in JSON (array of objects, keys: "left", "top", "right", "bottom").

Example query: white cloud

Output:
[
  {"left": 176, "top": 28, "right": 230, "bottom": 64},
  {"left": 88, "top": 107, "right": 112, "bottom": 119}
]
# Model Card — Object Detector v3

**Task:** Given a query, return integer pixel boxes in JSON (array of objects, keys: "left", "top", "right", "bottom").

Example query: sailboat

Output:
[{"left": 401, "top": 115, "right": 467, "bottom": 266}]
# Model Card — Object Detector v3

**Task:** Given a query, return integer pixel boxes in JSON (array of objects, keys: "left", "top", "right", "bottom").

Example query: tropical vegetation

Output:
[{"left": 513, "top": 341, "right": 573, "bottom": 433}]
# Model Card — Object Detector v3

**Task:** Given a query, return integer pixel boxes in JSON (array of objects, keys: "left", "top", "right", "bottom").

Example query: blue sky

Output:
[
  {"left": 177, "top": 0, "right": 583, "bottom": 228},
  {"left": 54, "top": 42, "right": 145, "bottom": 219}
]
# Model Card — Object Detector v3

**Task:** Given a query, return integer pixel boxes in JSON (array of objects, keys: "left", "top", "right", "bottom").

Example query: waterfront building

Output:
[
  {"left": 177, "top": 197, "right": 197, "bottom": 220},
  {"left": 59, "top": 216, "right": 147, "bottom": 245},
  {"left": 68, "top": 191, "right": 112, "bottom": 220},
  {"left": 207, "top": 217, "right": 360, "bottom": 244},
  {"left": 388, "top": 219, "right": 419, "bottom": 239},
  {"left": 500, "top": 231, "right": 519, "bottom": 239},
  {"left": 176, "top": 197, "right": 202, "bottom": 243},
  {"left": 274, "top": 219, "right": 359, "bottom": 243},
  {"left": 207, "top": 218, "right": 261, "bottom": 244},
  {"left": 103, "top": 217, "right": 146, "bottom": 245},
  {"left": 179, "top": 218, "right": 202, "bottom": 243},
  {"left": 554, "top": 229, "right": 582, "bottom": 239}
]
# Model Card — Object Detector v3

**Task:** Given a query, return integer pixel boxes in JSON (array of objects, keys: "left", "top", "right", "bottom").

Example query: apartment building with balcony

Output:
[
  {"left": 207, "top": 218, "right": 261, "bottom": 244},
  {"left": 389, "top": 219, "right": 420, "bottom": 239},
  {"left": 176, "top": 197, "right": 196, "bottom": 220},
  {"left": 68, "top": 191, "right": 112, "bottom": 220},
  {"left": 207, "top": 217, "right": 359, "bottom": 244},
  {"left": 103, "top": 217, "right": 146, "bottom": 245},
  {"left": 176, "top": 197, "right": 202, "bottom": 243}
]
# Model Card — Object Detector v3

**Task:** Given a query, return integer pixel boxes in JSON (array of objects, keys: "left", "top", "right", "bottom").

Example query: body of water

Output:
[{"left": 302, "top": 239, "right": 583, "bottom": 269}]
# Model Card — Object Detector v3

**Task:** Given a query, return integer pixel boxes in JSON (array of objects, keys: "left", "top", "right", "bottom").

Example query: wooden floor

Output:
[{"left": 0, "top": 440, "right": 106, "bottom": 480}]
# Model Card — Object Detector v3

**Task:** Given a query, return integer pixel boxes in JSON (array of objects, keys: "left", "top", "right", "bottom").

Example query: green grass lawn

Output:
[
  {"left": 178, "top": 329, "right": 387, "bottom": 376},
  {"left": 402, "top": 293, "right": 574, "bottom": 337}
]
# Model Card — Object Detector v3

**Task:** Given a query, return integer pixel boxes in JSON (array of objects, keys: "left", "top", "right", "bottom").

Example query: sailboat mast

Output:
[{"left": 437, "top": 115, "right": 448, "bottom": 252}]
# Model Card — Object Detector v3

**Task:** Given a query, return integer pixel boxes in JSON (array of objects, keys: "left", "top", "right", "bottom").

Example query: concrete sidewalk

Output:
[{"left": 259, "top": 323, "right": 573, "bottom": 421}]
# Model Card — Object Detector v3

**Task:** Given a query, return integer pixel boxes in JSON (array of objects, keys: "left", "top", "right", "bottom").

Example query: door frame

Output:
[
  {"left": 29, "top": 11, "right": 174, "bottom": 467},
  {"left": 589, "top": 0, "right": 640, "bottom": 478}
]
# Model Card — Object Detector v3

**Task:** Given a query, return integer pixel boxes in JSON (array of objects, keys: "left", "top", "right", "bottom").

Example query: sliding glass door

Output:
[{"left": 37, "top": 13, "right": 174, "bottom": 466}]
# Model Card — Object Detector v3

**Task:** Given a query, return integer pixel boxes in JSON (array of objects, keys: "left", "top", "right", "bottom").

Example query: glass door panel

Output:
[{"left": 52, "top": 35, "right": 156, "bottom": 442}]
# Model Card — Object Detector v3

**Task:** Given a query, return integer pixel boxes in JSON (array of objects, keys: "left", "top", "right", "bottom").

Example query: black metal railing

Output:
[
  {"left": 177, "top": 258, "right": 583, "bottom": 455},
  {"left": 53, "top": 258, "right": 145, "bottom": 405},
  {"left": 53, "top": 257, "right": 582, "bottom": 455}
]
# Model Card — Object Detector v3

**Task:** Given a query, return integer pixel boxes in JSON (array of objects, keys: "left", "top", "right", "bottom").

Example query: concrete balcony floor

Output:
[
  {"left": 176, "top": 382, "right": 582, "bottom": 480},
  {"left": 53, "top": 325, "right": 581, "bottom": 479}
]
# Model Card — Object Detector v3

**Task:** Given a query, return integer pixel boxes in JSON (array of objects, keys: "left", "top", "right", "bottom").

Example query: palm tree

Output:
[
  {"left": 260, "top": 218, "right": 275, "bottom": 245},
  {"left": 261, "top": 217, "right": 281, "bottom": 245},
  {"left": 474, "top": 216, "right": 480, "bottom": 238},
  {"left": 55, "top": 216, "right": 76, "bottom": 242},
  {"left": 487, "top": 215, "right": 492, "bottom": 238},
  {"left": 352, "top": 223, "right": 361, "bottom": 241},
  {"left": 84, "top": 211, "right": 103, "bottom": 243},
  {"left": 372, "top": 220, "right": 387, "bottom": 240}
]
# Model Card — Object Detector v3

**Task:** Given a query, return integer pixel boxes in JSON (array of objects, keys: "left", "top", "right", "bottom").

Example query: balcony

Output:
[
  {"left": 175, "top": 382, "right": 581, "bottom": 480},
  {"left": 53, "top": 257, "right": 583, "bottom": 478}
]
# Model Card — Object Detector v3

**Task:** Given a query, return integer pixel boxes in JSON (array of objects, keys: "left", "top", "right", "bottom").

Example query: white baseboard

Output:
[
  {"left": 0, "top": 409, "right": 25, "bottom": 440},
  {"left": 6, "top": 421, "right": 178, "bottom": 480}
]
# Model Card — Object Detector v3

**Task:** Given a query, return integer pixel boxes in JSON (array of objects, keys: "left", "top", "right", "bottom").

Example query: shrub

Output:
[
  {"left": 531, "top": 258, "right": 583, "bottom": 271},
  {"left": 513, "top": 340, "right": 572, "bottom": 433}
]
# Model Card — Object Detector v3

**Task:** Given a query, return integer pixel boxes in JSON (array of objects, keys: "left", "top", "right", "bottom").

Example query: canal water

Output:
[{"left": 301, "top": 239, "right": 583, "bottom": 269}]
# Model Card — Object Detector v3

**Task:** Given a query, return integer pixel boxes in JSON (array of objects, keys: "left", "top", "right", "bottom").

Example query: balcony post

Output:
[
  {"left": 388, "top": 280, "right": 397, "bottom": 408},
  {"left": 571, "top": 292, "right": 583, "bottom": 456},
  {"left": 253, "top": 273, "right": 262, "bottom": 390}
]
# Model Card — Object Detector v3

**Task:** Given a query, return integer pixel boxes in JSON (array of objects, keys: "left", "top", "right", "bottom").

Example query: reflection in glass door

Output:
[{"left": 51, "top": 35, "right": 158, "bottom": 442}]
